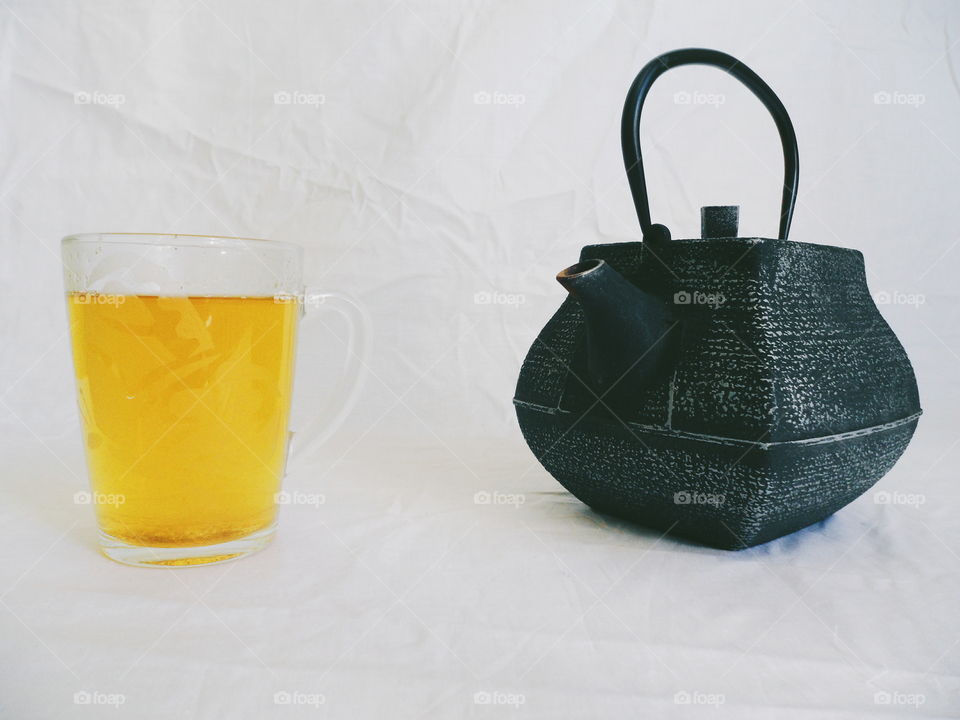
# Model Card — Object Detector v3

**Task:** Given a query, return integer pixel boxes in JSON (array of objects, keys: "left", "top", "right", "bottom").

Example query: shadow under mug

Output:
[{"left": 62, "top": 233, "right": 367, "bottom": 567}]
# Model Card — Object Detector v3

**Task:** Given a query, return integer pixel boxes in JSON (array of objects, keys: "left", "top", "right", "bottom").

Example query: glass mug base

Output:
[{"left": 98, "top": 523, "right": 276, "bottom": 568}]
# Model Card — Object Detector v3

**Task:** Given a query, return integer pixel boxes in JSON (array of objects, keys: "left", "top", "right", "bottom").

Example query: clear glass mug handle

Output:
[{"left": 289, "top": 290, "right": 369, "bottom": 463}]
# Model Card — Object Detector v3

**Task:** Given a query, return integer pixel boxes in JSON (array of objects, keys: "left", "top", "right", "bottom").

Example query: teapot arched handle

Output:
[{"left": 621, "top": 48, "right": 799, "bottom": 242}]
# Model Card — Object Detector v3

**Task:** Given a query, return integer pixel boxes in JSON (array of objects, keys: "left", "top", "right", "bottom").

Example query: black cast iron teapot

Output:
[{"left": 514, "top": 48, "right": 922, "bottom": 549}]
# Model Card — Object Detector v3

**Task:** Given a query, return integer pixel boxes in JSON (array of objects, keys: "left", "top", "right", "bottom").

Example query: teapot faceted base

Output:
[{"left": 516, "top": 404, "right": 919, "bottom": 549}]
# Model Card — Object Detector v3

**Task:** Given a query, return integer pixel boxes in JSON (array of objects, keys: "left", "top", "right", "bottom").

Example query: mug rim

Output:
[{"left": 61, "top": 232, "right": 302, "bottom": 253}]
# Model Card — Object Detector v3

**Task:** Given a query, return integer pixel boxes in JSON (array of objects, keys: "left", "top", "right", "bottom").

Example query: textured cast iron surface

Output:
[{"left": 514, "top": 239, "right": 922, "bottom": 549}]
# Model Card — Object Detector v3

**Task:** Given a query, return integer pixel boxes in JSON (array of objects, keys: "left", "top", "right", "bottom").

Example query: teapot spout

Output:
[{"left": 557, "top": 259, "right": 676, "bottom": 398}]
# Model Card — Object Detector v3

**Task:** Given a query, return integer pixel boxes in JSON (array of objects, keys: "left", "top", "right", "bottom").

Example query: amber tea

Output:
[{"left": 68, "top": 294, "right": 298, "bottom": 558}]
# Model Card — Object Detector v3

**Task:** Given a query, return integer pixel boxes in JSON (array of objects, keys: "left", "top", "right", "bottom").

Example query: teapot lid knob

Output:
[{"left": 701, "top": 205, "right": 739, "bottom": 239}]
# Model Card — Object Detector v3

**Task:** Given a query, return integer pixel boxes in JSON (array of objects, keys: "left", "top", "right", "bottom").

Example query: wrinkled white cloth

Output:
[{"left": 2, "top": 0, "right": 959, "bottom": 717}]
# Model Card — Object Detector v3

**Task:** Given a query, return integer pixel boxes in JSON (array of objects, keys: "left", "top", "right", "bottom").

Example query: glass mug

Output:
[{"left": 62, "top": 233, "right": 367, "bottom": 567}]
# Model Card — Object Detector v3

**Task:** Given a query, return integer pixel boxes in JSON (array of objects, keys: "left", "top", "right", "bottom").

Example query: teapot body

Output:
[{"left": 514, "top": 238, "right": 921, "bottom": 548}]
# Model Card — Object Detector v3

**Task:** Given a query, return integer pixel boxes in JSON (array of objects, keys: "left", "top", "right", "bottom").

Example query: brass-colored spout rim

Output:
[{"left": 557, "top": 259, "right": 604, "bottom": 281}]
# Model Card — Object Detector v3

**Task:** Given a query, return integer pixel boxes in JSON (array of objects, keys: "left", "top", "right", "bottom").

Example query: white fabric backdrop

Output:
[{"left": 2, "top": 0, "right": 959, "bottom": 717}]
